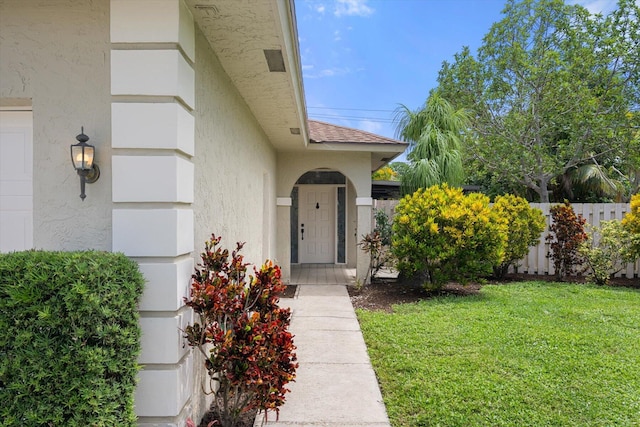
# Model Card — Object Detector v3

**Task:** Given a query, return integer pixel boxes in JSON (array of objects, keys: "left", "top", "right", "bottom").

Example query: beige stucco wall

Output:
[
  {"left": 189, "top": 23, "right": 280, "bottom": 423},
  {"left": 0, "top": 0, "right": 112, "bottom": 251},
  {"left": 192, "top": 26, "right": 278, "bottom": 269},
  {"left": 276, "top": 151, "right": 372, "bottom": 200}
]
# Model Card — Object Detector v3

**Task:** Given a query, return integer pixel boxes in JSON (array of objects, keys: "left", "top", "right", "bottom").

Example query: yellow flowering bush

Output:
[
  {"left": 372, "top": 166, "right": 398, "bottom": 181},
  {"left": 621, "top": 194, "right": 640, "bottom": 260},
  {"left": 391, "top": 184, "right": 507, "bottom": 289},
  {"left": 492, "top": 194, "right": 546, "bottom": 277}
]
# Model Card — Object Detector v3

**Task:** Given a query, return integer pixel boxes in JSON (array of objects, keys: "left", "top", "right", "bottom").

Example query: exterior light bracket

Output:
[{"left": 70, "top": 127, "right": 100, "bottom": 201}]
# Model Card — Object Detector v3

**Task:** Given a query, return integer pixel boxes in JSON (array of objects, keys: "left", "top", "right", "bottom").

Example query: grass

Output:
[{"left": 356, "top": 281, "right": 640, "bottom": 426}]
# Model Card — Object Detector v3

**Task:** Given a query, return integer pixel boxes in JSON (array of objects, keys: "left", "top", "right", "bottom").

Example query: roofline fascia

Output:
[
  {"left": 278, "top": 0, "right": 309, "bottom": 146},
  {"left": 307, "top": 142, "right": 408, "bottom": 154},
  {"left": 383, "top": 151, "right": 405, "bottom": 164}
]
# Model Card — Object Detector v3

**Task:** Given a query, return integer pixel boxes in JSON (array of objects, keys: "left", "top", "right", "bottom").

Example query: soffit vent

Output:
[{"left": 264, "top": 49, "right": 286, "bottom": 72}]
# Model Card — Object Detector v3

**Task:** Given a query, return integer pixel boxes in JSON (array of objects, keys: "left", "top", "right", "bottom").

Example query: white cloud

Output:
[
  {"left": 359, "top": 120, "right": 383, "bottom": 134},
  {"left": 316, "top": 4, "right": 326, "bottom": 14},
  {"left": 334, "top": 0, "right": 374, "bottom": 17},
  {"left": 569, "top": 0, "right": 618, "bottom": 15},
  {"left": 302, "top": 64, "right": 315, "bottom": 71},
  {"left": 334, "top": 30, "right": 342, "bottom": 41},
  {"left": 317, "top": 68, "right": 339, "bottom": 77},
  {"left": 304, "top": 67, "right": 352, "bottom": 79}
]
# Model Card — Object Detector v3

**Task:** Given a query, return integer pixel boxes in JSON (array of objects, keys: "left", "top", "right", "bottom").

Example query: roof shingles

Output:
[{"left": 308, "top": 120, "right": 407, "bottom": 146}]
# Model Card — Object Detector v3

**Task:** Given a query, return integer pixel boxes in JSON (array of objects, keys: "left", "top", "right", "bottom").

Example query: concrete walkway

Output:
[{"left": 258, "top": 265, "right": 391, "bottom": 427}]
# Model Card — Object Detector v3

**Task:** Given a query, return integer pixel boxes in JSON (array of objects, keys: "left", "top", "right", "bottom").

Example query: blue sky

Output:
[{"left": 295, "top": 0, "right": 622, "bottom": 151}]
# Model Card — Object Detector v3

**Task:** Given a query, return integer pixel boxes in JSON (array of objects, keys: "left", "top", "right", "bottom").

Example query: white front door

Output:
[
  {"left": 298, "top": 185, "right": 335, "bottom": 263},
  {"left": 0, "top": 111, "right": 33, "bottom": 252}
]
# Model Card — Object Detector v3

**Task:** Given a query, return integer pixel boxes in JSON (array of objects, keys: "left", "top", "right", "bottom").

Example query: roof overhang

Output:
[
  {"left": 186, "top": 0, "right": 309, "bottom": 150},
  {"left": 307, "top": 142, "right": 407, "bottom": 171}
]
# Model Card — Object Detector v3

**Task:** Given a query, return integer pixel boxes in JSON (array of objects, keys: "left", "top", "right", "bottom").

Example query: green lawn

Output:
[{"left": 357, "top": 281, "right": 640, "bottom": 427}]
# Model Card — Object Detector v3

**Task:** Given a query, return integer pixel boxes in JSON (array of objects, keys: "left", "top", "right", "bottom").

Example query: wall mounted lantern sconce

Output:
[{"left": 70, "top": 127, "right": 100, "bottom": 201}]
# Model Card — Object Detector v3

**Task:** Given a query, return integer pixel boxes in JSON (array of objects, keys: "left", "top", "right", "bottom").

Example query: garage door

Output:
[{"left": 0, "top": 111, "right": 33, "bottom": 252}]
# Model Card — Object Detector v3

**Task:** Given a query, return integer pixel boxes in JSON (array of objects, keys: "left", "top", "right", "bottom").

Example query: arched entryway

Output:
[
  {"left": 290, "top": 170, "right": 349, "bottom": 265},
  {"left": 275, "top": 151, "right": 375, "bottom": 285}
]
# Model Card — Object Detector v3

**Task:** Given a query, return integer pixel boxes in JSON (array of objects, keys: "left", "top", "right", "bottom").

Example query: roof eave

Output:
[
  {"left": 186, "top": 0, "right": 308, "bottom": 150},
  {"left": 308, "top": 142, "right": 408, "bottom": 154}
]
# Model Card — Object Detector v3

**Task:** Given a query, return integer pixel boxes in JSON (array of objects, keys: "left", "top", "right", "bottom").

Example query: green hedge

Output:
[{"left": 0, "top": 251, "right": 144, "bottom": 426}]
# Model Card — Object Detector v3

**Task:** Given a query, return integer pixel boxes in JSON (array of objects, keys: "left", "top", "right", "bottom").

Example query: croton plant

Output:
[{"left": 183, "top": 235, "right": 297, "bottom": 427}]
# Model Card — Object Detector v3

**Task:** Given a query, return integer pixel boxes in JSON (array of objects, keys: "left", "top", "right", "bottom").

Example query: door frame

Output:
[
  {"left": 293, "top": 183, "right": 347, "bottom": 265},
  {"left": 298, "top": 184, "right": 335, "bottom": 264}
]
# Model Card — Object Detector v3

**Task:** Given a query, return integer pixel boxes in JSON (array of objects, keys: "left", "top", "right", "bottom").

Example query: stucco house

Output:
[{"left": 0, "top": 0, "right": 406, "bottom": 424}]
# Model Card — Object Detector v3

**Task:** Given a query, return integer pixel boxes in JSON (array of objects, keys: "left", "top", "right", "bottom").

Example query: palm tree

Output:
[
  {"left": 394, "top": 92, "right": 469, "bottom": 195},
  {"left": 556, "top": 163, "right": 622, "bottom": 202},
  {"left": 554, "top": 113, "right": 640, "bottom": 203}
]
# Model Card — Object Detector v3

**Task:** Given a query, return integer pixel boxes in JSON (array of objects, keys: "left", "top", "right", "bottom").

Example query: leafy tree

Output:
[
  {"left": 621, "top": 193, "right": 640, "bottom": 259},
  {"left": 437, "top": 0, "right": 640, "bottom": 202},
  {"left": 555, "top": 163, "right": 622, "bottom": 202},
  {"left": 388, "top": 161, "right": 410, "bottom": 181},
  {"left": 614, "top": 112, "right": 640, "bottom": 197},
  {"left": 394, "top": 93, "right": 469, "bottom": 195},
  {"left": 372, "top": 165, "right": 398, "bottom": 181}
]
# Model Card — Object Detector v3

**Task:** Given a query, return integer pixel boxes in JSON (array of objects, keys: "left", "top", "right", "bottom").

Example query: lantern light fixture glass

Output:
[{"left": 70, "top": 127, "right": 100, "bottom": 201}]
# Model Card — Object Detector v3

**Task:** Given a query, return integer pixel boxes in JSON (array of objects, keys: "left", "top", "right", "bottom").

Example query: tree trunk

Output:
[{"left": 539, "top": 177, "right": 551, "bottom": 203}]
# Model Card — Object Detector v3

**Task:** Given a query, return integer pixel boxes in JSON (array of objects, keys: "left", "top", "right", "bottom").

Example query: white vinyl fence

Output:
[{"left": 373, "top": 200, "right": 639, "bottom": 279}]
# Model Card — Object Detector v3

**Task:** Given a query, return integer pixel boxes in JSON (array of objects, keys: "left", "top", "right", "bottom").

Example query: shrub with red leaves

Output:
[
  {"left": 183, "top": 235, "right": 297, "bottom": 427},
  {"left": 546, "top": 201, "right": 588, "bottom": 280}
]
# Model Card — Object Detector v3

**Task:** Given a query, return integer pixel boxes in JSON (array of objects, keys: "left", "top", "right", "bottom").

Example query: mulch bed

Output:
[
  {"left": 197, "top": 405, "right": 258, "bottom": 427},
  {"left": 281, "top": 284, "right": 297, "bottom": 298},
  {"left": 349, "top": 273, "right": 639, "bottom": 312}
]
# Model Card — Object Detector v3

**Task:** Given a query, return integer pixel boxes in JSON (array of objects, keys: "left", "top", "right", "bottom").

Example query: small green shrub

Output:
[
  {"left": 546, "top": 201, "right": 588, "bottom": 280},
  {"left": 359, "top": 209, "right": 394, "bottom": 283},
  {"left": 492, "top": 194, "right": 546, "bottom": 277},
  {"left": 391, "top": 184, "right": 507, "bottom": 289},
  {"left": 359, "top": 230, "right": 388, "bottom": 283},
  {"left": 183, "top": 235, "right": 297, "bottom": 427},
  {"left": 373, "top": 209, "right": 393, "bottom": 247},
  {"left": 621, "top": 193, "right": 640, "bottom": 260},
  {"left": 580, "top": 220, "right": 637, "bottom": 285},
  {"left": 0, "top": 250, "right": 144, "bottom": 426}
]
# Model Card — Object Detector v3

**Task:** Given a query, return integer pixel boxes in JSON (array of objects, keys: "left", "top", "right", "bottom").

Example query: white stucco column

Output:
[
  {"left": 276, "top": 197, "right": 292, "bottom": 283},
  {"left": 110, "top": 1, "right": 196, "bottom": 425},
  {"left": 356, "top": 197, "right": 373, "bottom": 284}
]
